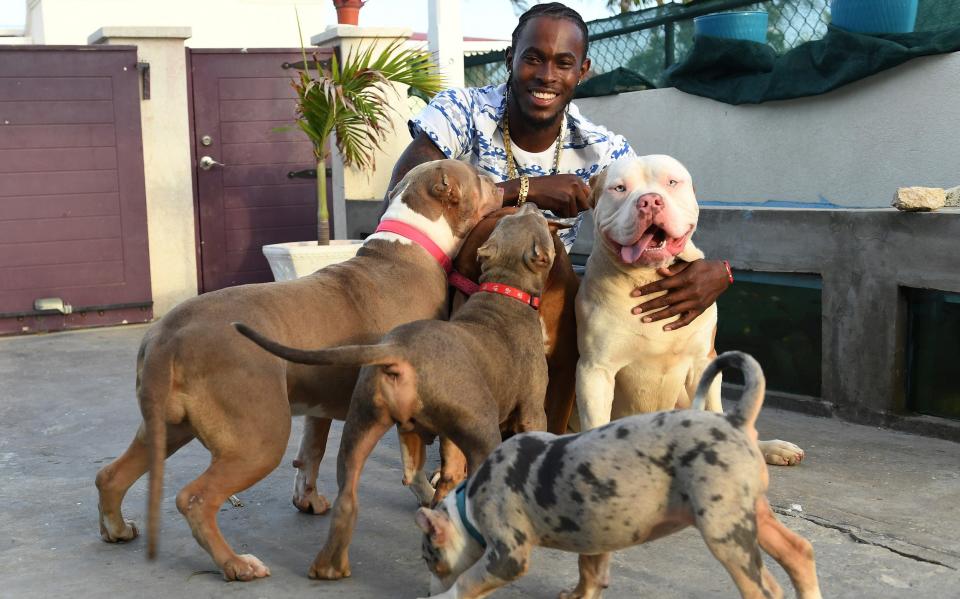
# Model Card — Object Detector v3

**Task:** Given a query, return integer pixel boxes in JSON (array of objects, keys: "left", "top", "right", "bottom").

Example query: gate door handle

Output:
[{"left": 199, "top": 156, "right": 225, "bottom": 170}]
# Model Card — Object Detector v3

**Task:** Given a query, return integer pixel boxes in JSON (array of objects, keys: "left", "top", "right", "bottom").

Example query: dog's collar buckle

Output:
[
  {"left": 478, "top": 282, "right": 540, "bottom": 310},
  {"left": 375, "top": 219, "right": 453, "bottom": 273},
  {"left": 455, "top": 482, "right": 486, "bottom": 549}
]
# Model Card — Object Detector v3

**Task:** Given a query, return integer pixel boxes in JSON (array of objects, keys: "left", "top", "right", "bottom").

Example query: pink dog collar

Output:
[
  {"left": 375, "top": 219, "right": 453, "bottom": 273},
  {"left": 479, "top": 282, "right": 540, "bottom": 310}
]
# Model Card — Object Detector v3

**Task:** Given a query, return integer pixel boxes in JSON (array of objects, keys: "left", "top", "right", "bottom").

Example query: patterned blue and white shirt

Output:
[{"left": 409, "top": 84, "right": 634, "bottom": 250}]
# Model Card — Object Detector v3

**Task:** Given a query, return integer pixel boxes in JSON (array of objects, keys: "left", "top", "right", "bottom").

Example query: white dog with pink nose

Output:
[{"left": 575, "top": 154, "right": 804, "bottom": 466}]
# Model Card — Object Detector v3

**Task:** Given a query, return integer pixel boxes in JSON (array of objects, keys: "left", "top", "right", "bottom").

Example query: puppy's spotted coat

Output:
[{"left": 416, "top": 352, "right": 821, "bottom": 599}]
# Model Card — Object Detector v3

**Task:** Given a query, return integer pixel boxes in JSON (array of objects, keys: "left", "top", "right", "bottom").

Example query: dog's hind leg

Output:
[
  {"left": 698, "top": 508, "right": 784, "bottom": 599},
  {"left": 559, "top": 553, "right": 612, "bottom": 599},
  {"left": 400, "top": 429, "right": 435, "bottom": 507},
  {"left": 176, "top": 379, "right": 290, "bottom": 581},
  {"left": 292, "top": 415, "right": 333, "bottom": 514},
  {"left": 310, "top": 380, "right": 394, "bottom": 580},
  {"left": 176, "top": 450, "right": 284, "bottom": 580},
  {"left": 96, "top": 422, "right": 193, "bottom": 542},
  {"left": 756, "top": 498, "right": 821, "bottom": 599}
]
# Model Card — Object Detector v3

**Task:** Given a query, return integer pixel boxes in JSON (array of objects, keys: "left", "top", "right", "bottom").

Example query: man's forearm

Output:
[{"left": 498, "top": 178, "right": 521, "bottom": 207}]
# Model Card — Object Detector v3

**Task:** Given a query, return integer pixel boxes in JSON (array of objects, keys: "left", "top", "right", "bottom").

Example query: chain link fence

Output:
[{"left": 464, "top": 0, "right": 960, "bottom": 91}]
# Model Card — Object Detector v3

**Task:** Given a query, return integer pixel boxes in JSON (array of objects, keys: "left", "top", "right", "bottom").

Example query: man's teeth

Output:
[{"left": 532, "top": 91, "right": 557, "bottom": 100}]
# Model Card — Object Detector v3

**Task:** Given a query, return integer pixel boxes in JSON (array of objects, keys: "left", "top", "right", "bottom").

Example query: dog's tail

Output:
[
  {"left": 140, "top": 339, "right": 169, "bottom": 560},
  {"left": 692, "top": 351, "right": 765, "bottom": 431},
  {"left": 233, "top": 322, "right": 401, "bottom": 366}
]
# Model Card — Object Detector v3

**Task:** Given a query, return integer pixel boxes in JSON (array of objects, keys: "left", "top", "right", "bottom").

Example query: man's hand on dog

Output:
[
  {"left": 525, "top": 174, "right": 591, "bottom": 218},
  {"left": 631, "top": 259, "right": 731, "bottom": 330}
]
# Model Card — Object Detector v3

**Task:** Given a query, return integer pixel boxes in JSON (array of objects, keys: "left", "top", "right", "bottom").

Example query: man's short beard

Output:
[{"left": 507, "top": 78, "right": 567, "bottom": 131}]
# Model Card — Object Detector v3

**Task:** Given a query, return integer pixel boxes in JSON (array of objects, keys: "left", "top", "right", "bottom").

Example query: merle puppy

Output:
[{"left": 415, "top": 352, "right": 821, "bottom": 599}]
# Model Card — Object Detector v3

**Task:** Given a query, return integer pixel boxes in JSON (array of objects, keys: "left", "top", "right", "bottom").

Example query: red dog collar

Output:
[
  {"left": 449, "top": 270, "right": 480, "bottom": 295},
  {"left": 479, "top": 282, "right": 540, "bottom": 309},
  {"left": 375, "top": 219, "right": 453, "bottom": 273}
]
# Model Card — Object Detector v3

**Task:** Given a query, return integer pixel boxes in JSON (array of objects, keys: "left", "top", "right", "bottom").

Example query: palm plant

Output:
[{"left": 291, "top": 35, "right": 444, "bottom": 244}]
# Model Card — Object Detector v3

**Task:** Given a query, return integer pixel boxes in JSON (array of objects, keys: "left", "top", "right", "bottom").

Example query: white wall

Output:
[
  {"left": 26, "top": 0, "right": 327, "bottom": 47},
  {"left": 577, "top": 52, "right": 960, "bottom": 208}
]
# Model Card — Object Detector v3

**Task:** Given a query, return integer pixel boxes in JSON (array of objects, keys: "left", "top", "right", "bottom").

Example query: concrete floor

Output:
[{"left": 1, "top": 323, "right": 958, "bottom": 598}]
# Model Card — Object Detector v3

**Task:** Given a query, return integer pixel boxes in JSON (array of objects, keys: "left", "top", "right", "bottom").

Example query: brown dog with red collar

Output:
[
  {"left": 417, "top": 206, "right": 581, "bottom": 503},
  {"left": 235, "top": 203, "right": 557, "bottom": 579}
]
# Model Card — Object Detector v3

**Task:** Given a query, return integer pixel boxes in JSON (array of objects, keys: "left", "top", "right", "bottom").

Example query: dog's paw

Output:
[
  {"left": 292, "top": 468, "right": 331, "bottom": 514},
  {"left": 759, "top": 439, "right": 805, "bottom": 466},
  {"left": 221, "top": 553, "right": 271, "bottom": 581},
  {"left": 559, "top": 588, "right": 604, "bottom": 599},
  {"left": 406, "top": 470, "right": 436, "bottom": 507},
  {"left": 309, "top": 555, "right": 351, "bottom": 580},
  {"left": 99, "top": 517, "right": 139, "bottom": 543},
  {"left": 292, "top": 490, "right": 331, "bottom": 515}
]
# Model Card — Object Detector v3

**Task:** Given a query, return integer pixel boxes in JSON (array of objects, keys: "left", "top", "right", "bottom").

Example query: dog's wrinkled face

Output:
[
  {"left": 590, "top": 155, "right": 698, "bottom": 268},
  {"left": 476, "top": 203, "right": 555, "bottom": 277},
  {"left": 390, "top": 160, "right": 503, "bottom": 239},
  {"left": 415, "top": 499, "right": 481, "bottom": 594}
]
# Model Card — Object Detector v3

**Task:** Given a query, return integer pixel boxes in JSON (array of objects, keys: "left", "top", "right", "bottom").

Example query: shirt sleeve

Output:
[
  {"left": 604, "top": 131, "right": 635, "bottom": 165},
  {"left": 407, "top": 88, "right": 476, "bottom": 160}
]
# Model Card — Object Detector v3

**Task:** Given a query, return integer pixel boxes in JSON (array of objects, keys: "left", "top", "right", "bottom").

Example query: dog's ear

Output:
[
  {"left": 430, "top": 167, "right": 461, "bottom": 207},
  {"left": 415, "top": 508, "right": 447, "bottom": 545},
  {"left": 587, "top": 169, "right": 607, "bottom": 209},
  {"left": 476, "top": 236, "right": 500, "bottom": 264}
]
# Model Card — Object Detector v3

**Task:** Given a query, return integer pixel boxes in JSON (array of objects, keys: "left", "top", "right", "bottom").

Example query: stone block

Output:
[
  {"left": 892, "top": 187, "right": 946, "bottom": 212},
  {"left": 945, "top": 185, "right": 960, "bottom": 208}
]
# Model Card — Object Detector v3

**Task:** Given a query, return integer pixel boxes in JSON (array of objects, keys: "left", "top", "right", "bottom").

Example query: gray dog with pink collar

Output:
[
  {"left": 235, "top": 203, "right": 556, "bottom": 579},
  {"left": 414, "top": 351, "right": 821, "bottom": 599}
]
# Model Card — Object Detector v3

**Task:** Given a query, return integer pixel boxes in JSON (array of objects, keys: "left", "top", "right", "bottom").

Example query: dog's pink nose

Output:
[{"left": 637, "top": 193, "right": 664, "bottom": 213}]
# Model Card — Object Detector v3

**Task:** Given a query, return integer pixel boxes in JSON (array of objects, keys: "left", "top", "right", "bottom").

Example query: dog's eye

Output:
[
  {"left": 611, "top": 184, "right": 626, "bottom": 193},
  {"left": 668, "top": 179, "right": 680, "bottom": 188}
]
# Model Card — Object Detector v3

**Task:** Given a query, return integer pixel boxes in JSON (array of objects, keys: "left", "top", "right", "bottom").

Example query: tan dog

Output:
[
  {"left": 576, "top": 154, "right": 804, "bottom": 465},
  {"left": 93, "top": 159, "right": 502, "bottom": 581},
  {"left": 234, "top": 203, "right": 555, "bottom": 579}
]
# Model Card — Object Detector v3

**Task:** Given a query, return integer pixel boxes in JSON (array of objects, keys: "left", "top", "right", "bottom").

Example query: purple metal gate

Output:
[
  {"left": 189, "top": 49, "right": 333, "bottom": 292},
  {"left": 0, "top": 46, "right": 152, "bottom": 335}
]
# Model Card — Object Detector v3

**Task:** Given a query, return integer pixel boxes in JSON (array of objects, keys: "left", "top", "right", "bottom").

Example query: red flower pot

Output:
[{"left": 333, "top": 0, "right": 364, "bottom": 25}]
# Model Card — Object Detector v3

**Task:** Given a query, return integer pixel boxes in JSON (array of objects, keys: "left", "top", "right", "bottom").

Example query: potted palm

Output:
[{"left": 263, "top": 28, "right": 443, "bottom": 281}]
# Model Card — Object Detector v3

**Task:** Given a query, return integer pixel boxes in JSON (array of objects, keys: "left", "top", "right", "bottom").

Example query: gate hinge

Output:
[{"left": 136, "top": 62, "right": 150, "bottom": 100}]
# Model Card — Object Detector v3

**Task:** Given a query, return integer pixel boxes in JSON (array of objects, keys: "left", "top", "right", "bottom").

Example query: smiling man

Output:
[{"left": 389, "top": 1, "right": 730, "bottom": 329}]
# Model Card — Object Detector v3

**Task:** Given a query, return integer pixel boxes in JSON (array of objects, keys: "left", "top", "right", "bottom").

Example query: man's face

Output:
[{"left": 506, "top": 16, "right": 590, "bottom": 129}]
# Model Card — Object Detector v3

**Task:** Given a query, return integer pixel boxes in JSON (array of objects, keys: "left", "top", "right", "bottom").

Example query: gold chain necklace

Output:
[{"left": 502, "top": 94, "right": 566, "bottom": 180}]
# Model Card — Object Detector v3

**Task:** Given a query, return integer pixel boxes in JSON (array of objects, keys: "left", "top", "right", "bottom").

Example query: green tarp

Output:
[
  {"left": 664, "top": 25, "right": 960, "bottom": 105},
  {"left": 575, "top": 66, "right": 656, "bottom": 98}
]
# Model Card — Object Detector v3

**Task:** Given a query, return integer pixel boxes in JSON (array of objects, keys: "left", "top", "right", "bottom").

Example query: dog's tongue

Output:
[
  {"left": 620, "top": 243, "right": 644, "bottom": 264},
  {"left": 619, "top": 230, "right": 655, "bottom": 264}
]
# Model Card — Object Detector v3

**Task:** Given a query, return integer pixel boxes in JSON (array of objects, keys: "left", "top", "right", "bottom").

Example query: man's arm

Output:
[{"left": 383, "top": 132, "right": 589, "bottom": 218}]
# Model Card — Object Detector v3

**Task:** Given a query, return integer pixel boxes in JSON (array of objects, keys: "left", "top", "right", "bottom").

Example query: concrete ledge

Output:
[
  {"left": 723, "top": 383, "right": 837, "bottom": 419},
  {"left": 311, "top": 25, "right": 412, "bottom": 47},
  {"left": 88, "top": 26, "right": 192, "bottom": 45}
]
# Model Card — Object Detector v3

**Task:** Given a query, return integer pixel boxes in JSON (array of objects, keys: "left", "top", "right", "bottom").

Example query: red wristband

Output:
[{"left": 722, "top": 260, "right": 734, "bottom": 284}]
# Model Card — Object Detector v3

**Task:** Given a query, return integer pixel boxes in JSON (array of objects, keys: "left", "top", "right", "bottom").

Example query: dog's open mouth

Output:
[{"left": 613, "top": 225, "right": 690, "bottom": 264}]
